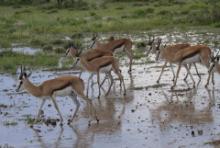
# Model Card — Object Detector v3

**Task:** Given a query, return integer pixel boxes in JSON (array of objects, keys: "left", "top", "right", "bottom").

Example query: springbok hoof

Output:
[
  {"left": 88, "top": 121, "right": 91, "bottom": 127},
  {"left": 96, "top": 118, "right": 99, "bottom": 124},
  {"left": 67, "top": 119, "right": 72, "bottom": 125},
  {"left": 156, "top": 80, "right": 160, "bottom": 84}
]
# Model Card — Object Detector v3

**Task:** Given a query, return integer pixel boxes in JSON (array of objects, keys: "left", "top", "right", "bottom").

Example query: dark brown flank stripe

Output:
[
  {"left": 99, "top": 61, "right": 112, "bottom": 69},
  {"left": 182, "top": 50, "right": 200, "bottom": 62},
  {"left": 87, "top": 54, "right": 104, "bottom": 62},
  {"left": 51, "top": 82, "right": 72, "bottom": 95},
  {"left": 112, "top": 42, "right": 124, "bottom": 52}
]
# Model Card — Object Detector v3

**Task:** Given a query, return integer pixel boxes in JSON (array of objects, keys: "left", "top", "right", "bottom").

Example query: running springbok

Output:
[
  {"left": 170, "top": 45, "right": 214, "bottom": 89},
  {"left": 91, "top": 35, "right": 133, "bottom": 73},
  {"left": 155, "top": 41, "right": 201, "bottom": 83},
  {"left": 16, "top": 66, "right": 98, "bottom": 125},
  {"left": 66, "top": 46, "right": 126, "bottom": 98}
]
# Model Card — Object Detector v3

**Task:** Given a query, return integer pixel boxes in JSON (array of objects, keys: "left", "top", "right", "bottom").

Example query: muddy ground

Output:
[{"left": 1, "top": 61, "right": 220, "bottom": 148}]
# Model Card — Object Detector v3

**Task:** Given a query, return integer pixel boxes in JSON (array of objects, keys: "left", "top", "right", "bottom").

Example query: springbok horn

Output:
[
  {"left": 24, "top": 66, "right": 26, "bottom": 72},
  {"left": 215, "top": 49, "right": 220, "bottom": 59},
  {"left": 152, "top": 35, "right": 155, "bottom": 41},
  {"left": 20, "top": 65, "right": 23, "bottom": 73},
  {"left": 27, "top": 71, "right": 32, "bottom": 77},
  {"left": 90, "top": 40, "right": 96, "bottom": 49}
]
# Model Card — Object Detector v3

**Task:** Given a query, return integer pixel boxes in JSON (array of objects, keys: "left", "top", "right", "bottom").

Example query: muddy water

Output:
[
  {"left": 1, "top": 62, "right": 220, "bottom": 148},
  {"left": 1, "top": 32, "right": 220, "bottom": 148}
]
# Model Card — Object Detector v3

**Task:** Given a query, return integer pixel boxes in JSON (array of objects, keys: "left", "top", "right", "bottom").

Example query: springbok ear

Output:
[
  {"left": 210, "top": 55, "right": 215, "bottom": 62},
  {"left": 91, "top": 33, "right": 98, "bottom": 41},
  {"left": 27, "top": 71, "right": 32, "bottom": 77},
  {"left": 23, "top": 72, "right": 27, "bottom": 78}
]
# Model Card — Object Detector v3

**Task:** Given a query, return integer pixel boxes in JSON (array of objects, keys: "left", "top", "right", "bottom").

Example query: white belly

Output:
[
  {"left": 100, "top": 65, "right": 112, "bottom": 73},
  {"left": 53, "top": 86, "right": 73, "bottom": 96},
  {"left": 182, "top": 54, "right": 200, "bottom": 64},
  {"left": 114, "top": 45, "right": 124, "bottom": 53}
]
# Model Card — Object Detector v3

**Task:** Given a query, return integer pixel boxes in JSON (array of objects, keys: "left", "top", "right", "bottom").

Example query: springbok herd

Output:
[{"left": 16, "top": 35, "right": 220, "bottom": 126}]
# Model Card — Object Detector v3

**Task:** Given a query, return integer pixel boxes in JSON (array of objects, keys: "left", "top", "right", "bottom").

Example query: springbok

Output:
[
  {"left": 66, "top": 46, "right": 126, "bottom": 98},
  {"left": 155, "top": 40, "right": 201, "bottom": 83},
  {"left": 206, "top": 53, "right": 220, "bottom": 87},
  {"left": 16, "top": 66, "right": 98, "bottom": 125},
  {"left": 91, "top": 35, "right": 133, "bottom": 73},
  {"left": 170, "top": 45, "right": 214, "bottom": 89}
]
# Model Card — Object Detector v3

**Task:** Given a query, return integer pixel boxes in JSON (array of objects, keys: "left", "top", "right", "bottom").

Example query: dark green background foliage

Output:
[{"left": 0, "top": 0, "right": 220, "bottom": 73}]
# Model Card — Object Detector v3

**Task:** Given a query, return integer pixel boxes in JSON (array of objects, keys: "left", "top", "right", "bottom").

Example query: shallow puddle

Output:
[{"left": 1, "top": 61, "right": 220, "bottom": 148}]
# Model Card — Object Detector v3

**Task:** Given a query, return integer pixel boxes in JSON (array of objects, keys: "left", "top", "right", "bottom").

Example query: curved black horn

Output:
[{"left": 20, "top": 65, "right": 23, "bottom": 73}]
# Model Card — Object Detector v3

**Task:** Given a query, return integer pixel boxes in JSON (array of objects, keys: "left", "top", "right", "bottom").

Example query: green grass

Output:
[
  {"left": 0, "top": 50, "right": 60, "bottom": 73},
  {"left": 0, "top": 0, "right": 220, "bottom": 73},
  {"left": 3, "top": 120, "right": 18, "bottom": 126},
  {"left": 0, "top": 0, "right": 220, "bottom": 48}
]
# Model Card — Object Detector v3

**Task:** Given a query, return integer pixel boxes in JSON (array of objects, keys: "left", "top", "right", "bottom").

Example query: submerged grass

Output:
[{"left": 3, "top": 120, "right": 18, "bottom": 126}]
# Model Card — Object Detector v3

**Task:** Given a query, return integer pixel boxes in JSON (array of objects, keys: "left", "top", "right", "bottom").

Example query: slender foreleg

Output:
[
  {"left": 105, "top": 71, "right": 113, "bottom": 96},
  {"left": 69, "top": 92, "right": 80, "bottom": 122},
  {"left": 156, "top": 61, "right": 167, "bottom": 83},
  {"left": 51, "top": 96, "right": 63, "bottom": 123},
  {"left": 171, "top": 63, "right": 182, "bottom": 89},
  {"left": 35, "top": 99, "right": 46, "bottom": 122},
  {"left": 184, "top": 64, "right": 195, "bottom": 88}
]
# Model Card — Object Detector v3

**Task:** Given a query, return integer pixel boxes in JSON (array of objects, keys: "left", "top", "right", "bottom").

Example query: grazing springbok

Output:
[
  {"left": 16, "top": 66, "right": 98, "bottom": 125},
  {"left": 155, "top": 40, "right": 201, "bottom": 83},
  {"left": 206, "top": 53, "right": 220, "bottom": 87},
  {"left": 170, "top": 45, "right": 213, "bottom": 89},
  {"left": 66, "top": 46, "right": 126, "bottom": 98},
  {"left": 91, "top": 35, "right": 133, "bottom": 73}
]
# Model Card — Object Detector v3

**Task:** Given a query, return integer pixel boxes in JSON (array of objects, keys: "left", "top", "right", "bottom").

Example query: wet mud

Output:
[{"left": 1, "top": 62, "right": 220, "bottom": 148}]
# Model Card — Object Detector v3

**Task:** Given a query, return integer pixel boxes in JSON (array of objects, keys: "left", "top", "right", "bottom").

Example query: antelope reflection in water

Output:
[
  {"left": 32, "top": 127, "right": 64, "bottom": 148},
  {"left": 152, "top": 86, "right": 215, "bottom": 129},
  {"left": 70, "top": 95, "right": 127, "bottom": 148}
]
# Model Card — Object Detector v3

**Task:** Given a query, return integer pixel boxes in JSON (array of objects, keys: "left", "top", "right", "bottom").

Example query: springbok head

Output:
[
  {"left": 108, "top": 36, "right": 115, "bottom": 42},
  {"left": 209, "top": 49, "right": 220, "bottom": 73},
  {"left": 147, "top": 35, "right": 155, "bottom": 48},
  {"left": 66, "top": 44, "right": 80, "bottom": 58},
  {"left": 155, "top": 38, "right": 163, "bottom": 61},
  {"left": 16, "top": 65, "right": 31, "bottom": 92},
  {"left": 90, "top": 33, "right": 99, "bottom": 48}
]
